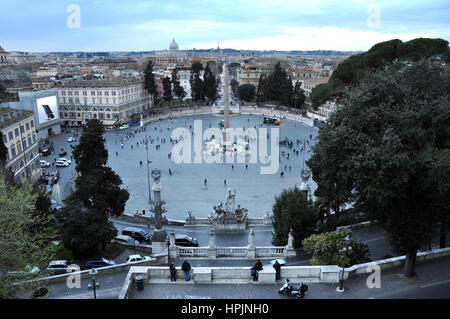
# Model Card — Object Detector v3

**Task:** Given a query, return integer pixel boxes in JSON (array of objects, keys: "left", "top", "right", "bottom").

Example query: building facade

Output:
[
  {"left": 56, "top": 78, "right": 152, "bottom": 125},
  {"left": 0, "top": 107, "right": 41, "bottom": 183}
]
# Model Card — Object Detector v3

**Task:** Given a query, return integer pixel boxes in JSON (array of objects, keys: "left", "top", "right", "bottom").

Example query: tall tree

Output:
[
  {"left": 55, "top": 200, "right": 117, "bottom": 257},
  {"left": 0, "top": 177, "right": 55, "bottom": 298},
  {"left": 271, "top": 186, "right": 317, "bottom": 248},
  {"left": 203, "top": 64, "right": 218, "bottom": 104},
  {"left": 162, "top": 76, "right": 173, "bottom": 103},
  {"left": 171, "top": 68, "right": 186, "bottom": 104},
  {"left": 237, "top": 84, "right": 256, "bottom": 102},
  {"left": 144, "top": 60, "right": 157, "bottom": 106},
  {"left": 292, "top": 81, "right": 306, "bottom": 110},
  {"left": 190, "top": 61, "right": 204, "bottom": 103},
  {"left": 307, "top": 61, "right": 450, "bottom": 277},
  {"left": 70, "top": 119, "right": 129, "bottom": 217}
]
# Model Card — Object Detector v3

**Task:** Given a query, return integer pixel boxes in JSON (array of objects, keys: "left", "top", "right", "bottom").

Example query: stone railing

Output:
[
  {"left": 170, "top": 228, "right": 299, "bottom": 260},
  {"left": 119, "top": 246, "right": 450, "bottom": 298}
]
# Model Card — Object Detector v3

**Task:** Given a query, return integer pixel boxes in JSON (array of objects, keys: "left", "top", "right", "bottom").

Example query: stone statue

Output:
[{"left": 225, "top": 188, "right": 236, "bottom": 214}]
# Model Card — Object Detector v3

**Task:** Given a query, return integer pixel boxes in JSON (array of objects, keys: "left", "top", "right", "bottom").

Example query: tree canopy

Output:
[
  {"left": 310, "top": 37, "right": 450, "bottom": 109},
  {"left": 307, "top": 61, "right": 450, "bottom": 276},
  {"left": 271, "top": 186, "right": 318, "bottom": 248},
  {"left": 237, "top": 83, "right": 256, "bottom": 102}
]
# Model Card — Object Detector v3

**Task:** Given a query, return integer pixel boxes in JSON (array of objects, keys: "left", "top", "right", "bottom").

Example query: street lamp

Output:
[
  {"left": 337, "top": 235, "right": 352, "bottom": 292},
  {"left": 88, "top": 268, "right": 99, "bottom": 299}
]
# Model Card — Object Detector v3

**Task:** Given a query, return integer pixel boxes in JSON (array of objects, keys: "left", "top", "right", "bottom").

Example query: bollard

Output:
[{"left": 136, "top": 275, "right": 144, "bottom": 291}]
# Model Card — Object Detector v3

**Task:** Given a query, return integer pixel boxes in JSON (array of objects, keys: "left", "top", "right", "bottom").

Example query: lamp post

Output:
[
  {"left": 337, "top": 235, "right": 352, "bottom": 292},
  {"left": 89, "top": 268, "right": 98, "bottom": 299}
]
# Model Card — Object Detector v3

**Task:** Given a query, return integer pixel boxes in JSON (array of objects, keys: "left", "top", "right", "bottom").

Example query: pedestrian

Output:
[
  {"left": 280, "top": 171, "right": 284, "bottom": 177},
  {"left": 273, "top": 260, "right": 281, "bottom": 280},
  {"left": 250, "top": 266, "right": 258, "bottom": 281},
  {"left": 204, "top": 178, "right": 207, "bottom": 186},
  {"left": 116, "top": 152, "right": 118, "bottom": 156},
  {"left": 170, "top": 262, "right": 177, "bottom": 282},
  {"left": 231, "top": 165, "right": 234, "bottom": 170},
  {"left": 224, "top": 179, "right": 226, "bottom": 185},
  {"left": 140, "top": 160, "right": 142, "bottom": 167},
  {"left": 255, "top": 260, "right": 263, "bottom": 271},
  {"left": 181, "top": 260, "right": 191, "bottom": 281},
  {"left": 245, "top": 164, "right": 248, "bottom": 170}
]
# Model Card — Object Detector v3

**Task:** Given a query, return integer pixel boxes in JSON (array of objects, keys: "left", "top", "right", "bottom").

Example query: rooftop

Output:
[
  {"left": 55, "top": 77, "right": 143, "bottom": 88},
  {"left": 0, "top": 107, "right": 34, "bottom": 129}
]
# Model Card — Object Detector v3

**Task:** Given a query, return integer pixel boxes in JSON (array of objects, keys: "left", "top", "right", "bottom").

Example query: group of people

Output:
[{"left": 169, "top": 259, "right": 282, "bottom": 283}]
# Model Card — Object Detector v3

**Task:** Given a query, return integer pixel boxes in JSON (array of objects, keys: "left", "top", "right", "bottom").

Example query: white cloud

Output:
[{"left": 192, "top": 26, "right": 439, "bottom": 51}]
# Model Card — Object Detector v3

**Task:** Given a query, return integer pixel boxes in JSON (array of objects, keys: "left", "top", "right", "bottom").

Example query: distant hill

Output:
[{"left": 310, "top": 38, "right": 450, "bottom": 109}]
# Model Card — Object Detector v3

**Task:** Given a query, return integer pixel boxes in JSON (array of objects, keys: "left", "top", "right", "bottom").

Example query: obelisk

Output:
[{"left": 223, "top": 63, "right": 230, "bottom": 149}]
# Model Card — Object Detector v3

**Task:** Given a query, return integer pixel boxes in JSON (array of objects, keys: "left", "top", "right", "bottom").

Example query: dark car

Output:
[
  {"left": 121, "top": 227, "right": 150, "bottom": 243},
  {"left": 59, "top": 151, "right": 67, "bottom": 157},
  {"left": 41, "top": 148, "right": 51, "bottom": 156},
  {"left": 85, "top": 258, "right": 116, "bottom": 269},
  {"left": 175, "top": 234, "right": 198, "bottom": 247}
]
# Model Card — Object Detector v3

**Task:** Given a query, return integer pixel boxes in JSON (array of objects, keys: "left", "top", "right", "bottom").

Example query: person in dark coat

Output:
[
  {"left": 169, "top": 262, "right": 177, "bottom": 282},
  {"left": 255, "top": 260, "right": 263, "bottom": 271},
  {"left": 250, "top": 266, "right": 258, "bottom": 281},
  {"left": 181, "top": 260, "right": 191, "bottom": 281},
  {"left": 273, "top": 260, "right": 281, "bottom": 280}
]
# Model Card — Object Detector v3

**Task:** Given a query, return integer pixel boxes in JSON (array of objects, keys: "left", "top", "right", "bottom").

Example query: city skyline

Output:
[{"left": 1, "top": 0, "right": 449, "bottom": 52}]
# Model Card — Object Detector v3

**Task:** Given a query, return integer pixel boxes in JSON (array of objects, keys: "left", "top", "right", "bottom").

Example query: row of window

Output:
[
  {"left": 59, "top": 86, "right": 144, "bottom": 97},
  {"left": 2, "top": 120, "right": 35, "bottom": 145},
  {"left": 5, "top": 133, "right": 37, "bottom": 161}
]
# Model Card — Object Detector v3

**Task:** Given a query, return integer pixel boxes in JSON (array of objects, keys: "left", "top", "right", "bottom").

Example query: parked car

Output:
[
  {"left": 40, "top": 160, "right": 51, "bottom": 168},
  {"left": 46, "top": 260, "right": 70, "bottom": 274},
  {"left": 121, "top": 227, "right": 150, "bottom": 243},
  {"left": 67, "top": 137, "right": 76, "bottom": 142},
  {"left": 57, "top": 158, "right": 71, "bottom": 165},
  {"left": 59, "top": 151, "right": 67, "bottom": 157},
  {"left": 85, "top": 258, "right": 116, "bottom": 269},
  {"left": 55, "top": 160, "right": 69, "bottom": 167},
  {"left": 112, "top": 234, "right": 135, "bottom": 244},
  {"left": 119, "top": 125, "right": 129, "bottom": 130},
  {"left": 40, "top": 148, "right": 51, "bottom": 156},
  {"left": 126, "top": 254, "right": 151, "bottom": 263},
  {"left": 7, "top": 265, "right": 40, "bottom": 278},
  {"left": 174, "top": 234, "right": 199, "bottom": 247}
]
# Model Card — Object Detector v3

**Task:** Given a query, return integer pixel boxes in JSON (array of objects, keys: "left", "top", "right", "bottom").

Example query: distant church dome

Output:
[{"left": 169, "top": 38, "right": 179, "bottom": 51}]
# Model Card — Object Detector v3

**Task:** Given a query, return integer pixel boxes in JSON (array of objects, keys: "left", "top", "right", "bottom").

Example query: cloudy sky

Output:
[{"left": 1, "top": 0, "right": 449, "bottom": 52}]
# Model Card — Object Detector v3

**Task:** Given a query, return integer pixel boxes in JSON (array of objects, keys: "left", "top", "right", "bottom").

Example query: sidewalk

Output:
[{"left": 131, "top": 255, "right": 450, "bottom": 299}]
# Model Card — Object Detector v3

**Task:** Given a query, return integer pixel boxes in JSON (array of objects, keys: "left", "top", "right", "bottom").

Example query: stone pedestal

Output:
[
  {"left": 208, "top": 230, "right": 217, "bottom": 259},
  {"left": 286, "top": 228, "right": 296, "bottom": 257},
  {"left": 151, "top": 229, "right": 168, "bottom": 255},
  {"left": 247, "top": 228, "right": 256, "bottom": 258},
  {"left": 168, "top": 230, "right": 178, "bottom": 260},
  {"left": 258, "top": 267, "right": 276, "bottom": 283}
]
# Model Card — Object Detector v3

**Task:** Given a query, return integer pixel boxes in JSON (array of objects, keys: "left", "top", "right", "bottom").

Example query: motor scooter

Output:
[{"left": 278, "top": 279, "right": 308, "bottom": 298}]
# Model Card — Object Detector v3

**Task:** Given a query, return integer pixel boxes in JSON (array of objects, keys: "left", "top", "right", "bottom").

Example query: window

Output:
[
  {"left": 32, "top": 134, "right": 36, "bottom": 143},
  {"left": 68, "top": 98, "right": 73, "bottom": 104},
  {"left": 68, "top": 91, "right": 72, "bottom": 96},
  {"left": 20, "top": 125, "right": 24, "bottom": 134},
  {"left": 75, "top": 98, "right": 80, "bottom": 104},
  {"left": 2, "top": 133, "right": 6, "bottom": 144},
  {"left": 91, "top": 91, "right": 95, "bottom": 96},
  {"left": 62, "top": 97, "right": 66, "bottom": 104},
  {"left": 112, "top": 91, "right": 116, "bottom": 96},
  {"left": 15, "top": 128, "right": 19, "bottom": 138},
  {"left": 99, "top": 99, "right": 102, "bottom": 104},
  {"left": 83, "top": 98, "right": 88, "bottom": 105},
  {"left": 83, "top": 91, "right": 87, "bottom": 96},
  {"left": 61, "top": 91, "right": 66, "bottom": 96},
  {"left": 11, "top": 145, "right": 16, "bottom": 158},
  {"left": 105, "top": 91, "right": 109, "bottom": 96},
  {"left": 30, "top": 120, "right": 34, "bottom": 128},
  {"left": 74, "top": 91, "right": 79, "bottom": 96},
  {"left": 22, "top": 139, "right": 27, "bottom": 150},
  {"left": 98, "top": 91, "right": 102, "bottom": 96},
  {"left": 8, "top": 131, "right": 13, "bottom": 140},
  {"left": 28, "top": 136, "right": 32, "bottom": 146},
  {"left": 25, "top": 122, "right": 30, "bottom": 131}
]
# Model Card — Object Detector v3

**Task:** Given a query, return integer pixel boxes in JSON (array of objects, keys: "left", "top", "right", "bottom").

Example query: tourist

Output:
[
  {"left": 280, "top": 171, "right": 284, "bottom": 177},
  {"left": 273, "top": 260, "right": 281, "bottom": 280},
  {"left": 224, "top": 179, "right": 227, "bottom": 186},
  {"left": 250, "top": 266, "right": 258, "bottom": 281},
  {"left": 181, "top": 260, "right": 191, "bottom": 281},
  {"left": 170, "top": 263, "right": 177, "bottom": 282},
  {"left": 204, "top": 178, "right": 207, "bottom": 185}
]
